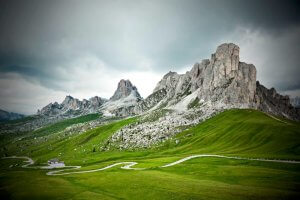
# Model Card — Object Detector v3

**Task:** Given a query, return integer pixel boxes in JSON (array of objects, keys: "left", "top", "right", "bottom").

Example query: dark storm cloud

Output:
[{"left": 0, "top": 0, "right": 300, "bottom": 113}]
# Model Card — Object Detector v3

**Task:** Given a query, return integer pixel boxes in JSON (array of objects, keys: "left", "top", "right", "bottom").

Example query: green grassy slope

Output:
[
  {"left": 26, "top": 109, "right": 300, "bottom": 162},
  {"left": 31, "top": 113, "right": 102, "bottom": 138},
  {"left": 1, "top": 109, "right": 300, "bottom": 200},
  {"left": 29, "top": 117, "right": 138, "bottom": 164},
  {"left": 161, "top": 109, "right": 300, "bottom": 159}
]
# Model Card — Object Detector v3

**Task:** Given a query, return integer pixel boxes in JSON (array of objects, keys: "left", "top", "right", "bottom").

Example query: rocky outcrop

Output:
[
  {"left": 102, "top": 79, "right": 143, "bottom": 117},
  {"left": 61, "top": 96, "right": 85, "bottom": 111},
  {"left": 37, "top": 79, "right": 143, "bottom": 118},
  {"left": 255, "top": 82, "right": 300, "bottom": 120},
  {"left": 134, "top": 89, "right": 167, "bottom": 112},
  {"left": 37, "top": 102, "right": 62, "bottom": 116},
  {"left": 110, "top": 79, "right": 142, "bottom": 101},
  {"left": 134, "top": 43, "right": 298, "bottom": 120},
  {"left": 89, "top": 96, "right": 107, "bottom": 109},
  {"left": 37, "top": 95, "right": 107, "bottom": 116},
  {"left": 189, "top": 43, "right": 257, "bottom": 107},
  {"left": 134, "top": 43, "right": 257, "bottom": 113}
]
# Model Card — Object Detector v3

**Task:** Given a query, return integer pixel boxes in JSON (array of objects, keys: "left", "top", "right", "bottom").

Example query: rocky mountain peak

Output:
[
  {"left": 215, "top": 43, "right": 240, "bottom": 60},
  {"left": 61, "top": 95, "right": 82, "bottom": 110},
  {"left": 211, "top": 43, "right": 240, "bottom": 79},
  {"left": 62, "top": 95, "right": 74, "bottom": 104},
  {"left": 37, "top": 95, "right": 107, "bottom": 117},
  {"left": 163, "top": 71, "right": 178, "bottom": 79},
  {"left": 110, "top": 79, "right": 142, "bottom": 101},
  {"left": 153, "top": 71, "right": 181, "bottom": 93}
]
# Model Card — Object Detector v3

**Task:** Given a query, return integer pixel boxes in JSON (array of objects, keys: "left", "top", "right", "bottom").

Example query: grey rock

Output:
[
  {"left": 89, "top": 96, "right": 107, "bottom": 108},
  {"left": 255, "top": 82, "right": 300, "bottom": 120},
  {"left": 134, "top": 43, "right": 257, "bottom": 113},
  {"left": 133, "top": 43, "right": 298, "bottom": 120},
  {"left": 35, "top": 42, "right": 299, "bottom": 136},
  {"left": 110, "top": 79, "right": 142, "bottom": 101},
  {"left": 37, "top": 95, "right": 107, "bottom": 117}
]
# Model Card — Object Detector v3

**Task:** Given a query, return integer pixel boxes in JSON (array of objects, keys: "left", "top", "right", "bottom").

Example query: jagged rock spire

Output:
[{"left": 110, "top": 79, "right": 142, "bottom": 101}]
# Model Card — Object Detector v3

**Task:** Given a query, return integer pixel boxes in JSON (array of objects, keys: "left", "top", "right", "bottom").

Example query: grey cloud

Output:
[{"left": 0, "top": 0, "right": 300, "bottom": 113}]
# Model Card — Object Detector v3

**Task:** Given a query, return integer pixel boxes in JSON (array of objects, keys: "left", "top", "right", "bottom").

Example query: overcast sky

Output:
[{"left": 0, "top": 0, "right": 300, "bottom": 114}]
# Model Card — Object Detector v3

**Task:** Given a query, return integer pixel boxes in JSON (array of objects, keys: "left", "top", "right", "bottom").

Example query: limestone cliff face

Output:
[
  {"left": 37, "top": 95, "right": 107, "bottom": 116},
  {"left": 102, "top": 79, "right": 143, "bottom": 117},
  {"left": 110, "top": 79, "right": 142, "bottom": 101},
  {"left": 190, "top": 43, "right": 257, "bottom": 107},
  {"left": 136, "top": 43, "right": 257, "bottom": 112},
  {"left": 135, "top": 43, "right": 299, "bottom": 120},
  {"left": 255, "top": 82, "right": 300, "bottom": 120}
]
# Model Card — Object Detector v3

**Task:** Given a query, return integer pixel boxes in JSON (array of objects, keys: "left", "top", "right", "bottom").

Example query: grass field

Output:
[{"left": 0, "top": 109, "right": 300, "bottom": 199}]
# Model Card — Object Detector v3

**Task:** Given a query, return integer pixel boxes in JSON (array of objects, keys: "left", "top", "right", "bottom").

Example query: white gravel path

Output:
[
  {"left": 47, "top": 162, "right": 144, "bottom": 176},
  {"left": 2, "top": 154, "right": 300, "bottom": 176},
  {"left": 161, "top": 154, "right": 300, "bottom": 167}
]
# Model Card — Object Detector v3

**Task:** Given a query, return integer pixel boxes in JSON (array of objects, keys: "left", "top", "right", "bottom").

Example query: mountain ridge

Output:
[
  {"left": 36, "top": 43, "right": 300, "bottom": 121},
  {"left": 0, "top": 109, "right": 25, "bottom": 121}
]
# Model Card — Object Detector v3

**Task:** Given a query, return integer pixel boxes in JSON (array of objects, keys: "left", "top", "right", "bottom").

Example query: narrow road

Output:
[{"left": 3, "top": 154, "right": 300, "bottom": 176}]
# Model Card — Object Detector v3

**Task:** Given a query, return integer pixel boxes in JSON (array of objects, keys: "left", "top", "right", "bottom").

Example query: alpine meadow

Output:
[{"left": 1, "top": 1, "right": 300, "bottom": 200}]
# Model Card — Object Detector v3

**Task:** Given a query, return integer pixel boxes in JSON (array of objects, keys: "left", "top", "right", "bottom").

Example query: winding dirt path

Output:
[
  {"left": 161, "top": 154, "right": 300, "bottom": 167},
  {"left": 2, "top": 154, "right": 300, "bottom": 176}
]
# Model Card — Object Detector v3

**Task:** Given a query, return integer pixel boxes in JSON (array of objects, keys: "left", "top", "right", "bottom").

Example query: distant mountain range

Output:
[
  {"left": 37, "top": 79, "right": 142, "bottom": 117},
  {"left": 37, "top": 43, "right": 300, "bottom": 121},
  {"left": 0, "top": 109, "right": 25, "bottom": 121}
]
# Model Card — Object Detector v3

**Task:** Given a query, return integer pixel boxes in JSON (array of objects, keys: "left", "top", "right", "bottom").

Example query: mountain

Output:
[
  {"left": 110, "top": 79, "right": 142, "bottom": 101},
  {"left": 134, "top": 43, "right": 256, "bottom": 114},
  {"left": 37, "top": 95, "right": 107, "bottom": 116},
  {"left": 36, "top": 43, "right": 299, "bottom": 121},
  {"left": 102, "top": 79, "right": 143, "bottom": 117},
  {"left": 37, "top": 79, "right": 142, "bottom": 118},
  {"left": 255, "top": 83, "right": 299, "bottom": 119},
  {"left": 2, "top": 45, "right": 300, "bottom": 200},
  {"left": 0, "top": 109, "right": 25, "bottom": 121},
  {"left": 134, "top": 43, "right": 299, "bottom": 120}
]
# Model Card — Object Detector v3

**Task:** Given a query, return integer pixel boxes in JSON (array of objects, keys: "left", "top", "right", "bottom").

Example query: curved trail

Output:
[
  {"left": 3, "top": 155, "right": 300, "bottom": 176},
  {"left": 47, "top": 162, "right": 144, "bottom": 176},
  {"left": 161, "top": 154, "right": 300, "bottom": 167}
]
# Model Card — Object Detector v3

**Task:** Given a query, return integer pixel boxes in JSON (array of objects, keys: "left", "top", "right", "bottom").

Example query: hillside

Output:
[
  {"left": 1, "top": 109, "right": 300, "bottom": 199},
  {"left": 0, "top": 43, "right": 299, "bottom": 200},
  {"left": 161, "top": 109, "right": 300, "bottom": 159},
  {"left": 4, "top": 109, "right": 299, "bottom": 162}
]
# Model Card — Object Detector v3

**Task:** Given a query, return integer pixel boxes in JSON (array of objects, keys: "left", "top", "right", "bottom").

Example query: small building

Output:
[
  {"left": 47, "top": 158, "right": 65, "bottom": 168},
  {"left": 48, "top": 158, "right": 60, "bottom": 164}
]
